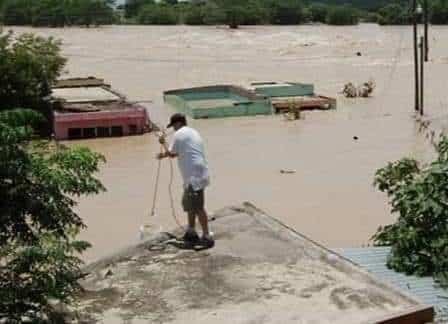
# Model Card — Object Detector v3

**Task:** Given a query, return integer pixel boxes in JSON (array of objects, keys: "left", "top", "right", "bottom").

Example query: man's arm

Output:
[{"left": 157, "top": 135, "right": 178, "bottom": 159}]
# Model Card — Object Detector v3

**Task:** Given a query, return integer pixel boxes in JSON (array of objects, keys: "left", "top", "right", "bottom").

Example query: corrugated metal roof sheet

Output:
[{"left": 336, "top": 247, "right": 448, "bottom": 323}]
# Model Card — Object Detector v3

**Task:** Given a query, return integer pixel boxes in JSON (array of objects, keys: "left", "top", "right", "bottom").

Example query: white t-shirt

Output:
[{"left": 169, "top": 126, "right": 210, "bottom": 191}]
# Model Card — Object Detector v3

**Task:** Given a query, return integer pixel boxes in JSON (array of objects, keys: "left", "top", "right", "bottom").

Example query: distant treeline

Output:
[
  {"left": 122, "top": 0, "right": 448, "bottom": 27},
  {"left": 373, "top": 0, "right": 448, "bottom": 25},
  {"left": 123, "top": 0, "right": 360, "bottom": 27},
  {"left": 0, "top": 0, "right": 117, "bottom": 27},
  {"left": 1, "top": 0, "right": 448, "bottom": 28}
]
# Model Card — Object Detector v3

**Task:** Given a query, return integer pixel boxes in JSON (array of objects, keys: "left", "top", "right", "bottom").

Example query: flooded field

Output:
[{"left": 10, "top": 24, "right": 448, "bottom": 262}]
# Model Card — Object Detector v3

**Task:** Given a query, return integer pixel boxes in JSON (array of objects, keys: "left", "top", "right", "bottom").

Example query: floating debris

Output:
[
  {"left": 280, "top": 169, "right": 296, "bottom": 174},
  {"left": 342, "top": 79, "right": 376, "bottom": 98}
]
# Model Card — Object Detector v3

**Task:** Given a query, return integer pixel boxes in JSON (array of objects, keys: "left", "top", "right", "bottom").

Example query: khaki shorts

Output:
[{"left": 182, "top": 185, "right": 205, "bottom": 213}]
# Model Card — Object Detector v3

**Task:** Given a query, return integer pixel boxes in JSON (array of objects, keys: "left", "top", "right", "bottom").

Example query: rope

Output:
[
  {"left": 168, "top": 156, "right": 184, "bottom": 229},
  {"left": 150, "top": 146, "right": 163, "bottom": 217},
  {"left": 163, "top": 24, "right": 186, "bottom": 230},
  {"left": 147, "top": 130, "right": 184, "bottom": 231}
]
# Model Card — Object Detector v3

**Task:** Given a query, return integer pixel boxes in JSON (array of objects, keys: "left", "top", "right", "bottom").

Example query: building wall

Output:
[
  {"left": 54, "top": 109, "right": 149, "bottom": 140},
  {"left": 254, "top": 83, "right": 315, "bottom": 98},
  {"left": 164, "top": 85, "right": 272, "bottom": 119}
]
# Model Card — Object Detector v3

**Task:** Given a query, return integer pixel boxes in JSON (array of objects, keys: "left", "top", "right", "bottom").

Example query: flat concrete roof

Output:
[
  {"left": 52, "top": 87, "right": 122, "bottom": 103},
  {"left": 69, "top": 203, "right": 432, "bottom": 324},
  {"left": 252, "top": 83, "right": 293, "bottom": 88}
]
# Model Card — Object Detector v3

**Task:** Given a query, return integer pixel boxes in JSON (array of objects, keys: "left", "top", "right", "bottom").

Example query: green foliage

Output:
[
  {"left": 326, "top": 5, "right": 359, "bottom": 25},
  {"left": 218, "top": 0, "right": 250, "bottom": 28},
  {"left": 32, "top": 0, "right": 66, "bottom": 27},
  {"left": 0, "top": 109, "right": 105, "bottom": 321},
  {"left": 122, "top": 0, "right": 448, "bottom": 26},
  {"left": 373, "top": 137, "right": 448, "bottom": 286},
  {"left": 0, "top": 31, "right": 66, "bottom": 134},
  {"left": 68, "top": 0, "right": 117, "bottom": 27},
  {"left": 243, "top": 0, "right": 270, "bottom": 24},
  {"left": 184, "top": 5, "right": 206, "bottom": 25},
  {"left": 314, "top": 0, "right": 402, "bottom": 11},
  {"left": 309, "top": 3, "right": 329, "bottom": 23},
  {"left": 201, "top": 0, "right": 269, "bottom": 27},
  {"left": 431, "top": 0, "right": 448, "bottom": 24},
  {"left": 201, "top": 1, "right": 226, "bottom": 25},
  {"left": 137, "top": 4, "right": 178, "bottom": 25},
  {"left": 374, "top": 0, "right": 448, "bottom": 25},
  {"left": 1, "top": 0, "right": 34, "bottom": 25},
  {"left": 4, "top": 0, "right": 448, "bottom": 26},
  {"left": 124, "top": 0, "right": 377, "bottom": 26},
  {"left": 363, "top": 11, "right": 379, "bottom": 23},
  {"left": 377, "top": 3, "right": 412, "bottom": 25},
  {"left": 0, "top": 0, "right": 116, "bottom": 27},
  {"left": 268, "top": 0, "right": 304, "bottom": 25},
  {"left": 124, "top": 0, "right": 154, "bottom": 18}
]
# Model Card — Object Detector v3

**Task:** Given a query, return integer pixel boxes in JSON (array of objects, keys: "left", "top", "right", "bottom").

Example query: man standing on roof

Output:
[{"left": 157, "top": 113, "right": 214, "bottom": 248}]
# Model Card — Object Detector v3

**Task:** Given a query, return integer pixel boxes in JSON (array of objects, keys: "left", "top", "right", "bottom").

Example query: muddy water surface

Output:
[{"left": 10, "top": 24, "right": 448, "bottom": 262}]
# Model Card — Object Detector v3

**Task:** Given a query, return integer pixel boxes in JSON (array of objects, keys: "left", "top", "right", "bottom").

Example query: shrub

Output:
[
  {"left": 184, "top": 5, "right": 206, "bottom": 25},
  {"left": 0, "top": 109, "right": 105, "bottom": 321},
  {"left": 269, "top": 0, "right": 304, "bottom": 25},
  {"left": 309, "top": 3, "right": 328, "bottom": 23},
  {"left": 202, "top": 1, "right": 226, "bottom": 25},
  {"left": 431, "top": 0, "right": 448, "bottom": 24},
  {"left": 377, "top": 3, "right": 411, "bottom": 25},
  {"left": 1, "top": 0, "right": 34, "bottom": 25},
  {"left": 0, "top": 0, "right": 115, "bottom": 26},
  {"left": 0, "top": 31, "right": 66, "bottom": 134},
  {"left": 363, "top": 11, "right": 379, "bottom": 23},
  {"left": 373, "top": 137, "right": 448, "bottom": 286},
  {"left": 137, "top": 4, "right": 178, "bottom": 25},
  {"left": 326, "top": 5, "right": 359, "bottom": 25}
]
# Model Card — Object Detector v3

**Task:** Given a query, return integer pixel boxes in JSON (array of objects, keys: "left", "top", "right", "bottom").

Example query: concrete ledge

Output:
[{"left": 71, "top": 203, "right": 433, "bottom": 324}]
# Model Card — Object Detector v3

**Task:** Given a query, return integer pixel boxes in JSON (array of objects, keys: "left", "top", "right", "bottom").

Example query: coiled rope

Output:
[{"left": 146, "top": 130, "right": 184, "bottom": 234}]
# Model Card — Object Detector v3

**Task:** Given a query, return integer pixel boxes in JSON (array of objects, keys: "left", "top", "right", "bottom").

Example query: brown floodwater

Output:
[{"left": 9, "top": 24, "right": 448, "bottom": 262}]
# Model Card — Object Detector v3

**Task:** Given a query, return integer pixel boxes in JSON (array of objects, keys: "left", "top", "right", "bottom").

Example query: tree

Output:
[
  {"left": 1, "top": 0, "right": 34, "bottom": 25},
  {"left": 223, "top": 3, "right": 248, "bottom": 28},
  {"left": 326, "top": 5, "right": 359, "bottom": 25},
  {"left": 0, "top": 31, "right": 66, "bottom": 133},
  {"left": 0, "top": 0, "right": 116, "bottom": 26},
  {"left": 242, "top": 0, "right": 270, "bottom": 25},
  {"left": 373, "top": 137, "right": 448, "bottom": 286},
  {"left": 124, "top": 0, "right": 154, "bottom": 18},
  {"left": 201, "top": 1, "right": 226, "bottom": 25},
  {"left": 32, "top": 0, "right": 66, "bottom": 27},
  {"left": 137, "top": 4, "right": 178, "bottom": 24},
  {"left": 309, "top": 0, "right": 398, "bottom": 11},
  {"left": 431, "top": 0, "right": 448, "bottom": 24},
  {"left": 81, "top": 0, "right": 117, "bottom": 26},
  {"left": 269, "top": 0, "right": 304, "bottom": 25},
  {"left": 213, "top": 0, "right": 247, "bottom": 28},
  {"left": 0, "top": 32, "right": 66, "bottom": 128},
  {"left": 363, "top": 11, "right": 379, "bottom": 23},
  {"left": 184, "top": 4, "right": 206, "bottom": 25},
  {"left": 0, "top": 109, "right": 105, "bottom": 321},
  {"left": 309, "top": 3, "right": 328, "bottom": 23},
  {"left": 377, "top": 3, "right": 411, "bottom": 25}
]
